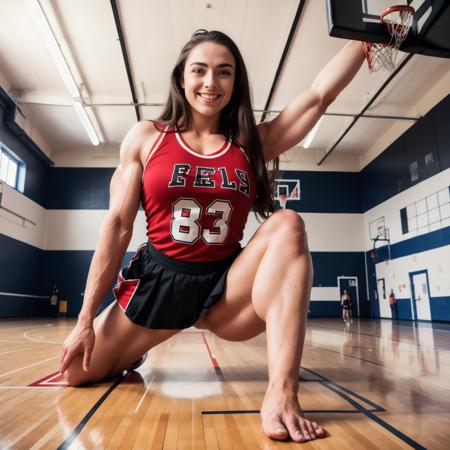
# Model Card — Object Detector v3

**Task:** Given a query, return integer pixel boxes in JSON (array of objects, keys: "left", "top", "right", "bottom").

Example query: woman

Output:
[
  {"left": 60, "top": 30, "right": 365, "bottom": 443},
  {"left": 341, "top": 289, "right": 352, "bottom": 323}
]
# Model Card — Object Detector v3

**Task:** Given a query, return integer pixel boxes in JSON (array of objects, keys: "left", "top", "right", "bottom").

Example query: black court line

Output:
[
  {"left": 56, "top": 375, "right": 125, "bottom": 450},
  {"left": 324, "top": 382, "right": 427, "bottom": 450},
  {"left": 301, "top": 367, "right": 385, "bottom": 412},
  {"left": 202, "top": 409, "right": 377, "bottom": 415},
  {"left": 300, "top": 367, "right": 426, "bottom": 449}
]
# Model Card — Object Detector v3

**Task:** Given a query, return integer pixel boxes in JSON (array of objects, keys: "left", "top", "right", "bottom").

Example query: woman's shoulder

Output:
[{"left": 129, "top": 120, "right": 160, "bottom": 140}]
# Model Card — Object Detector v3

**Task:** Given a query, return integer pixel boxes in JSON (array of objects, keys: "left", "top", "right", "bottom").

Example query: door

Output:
[
  {"left": 409, "top": 270, "right": 432, "bottom": 321},
  {"left": 338, "top": 277, "right": 359, "bottom": 317},
  {"left": 377, "top": 278, "right": 390, "bottom": 318}
]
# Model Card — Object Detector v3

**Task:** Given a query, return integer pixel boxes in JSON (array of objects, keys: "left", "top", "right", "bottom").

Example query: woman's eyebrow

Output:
[{"left": 189, "top": 62, "right": 234, "bottom": 68}]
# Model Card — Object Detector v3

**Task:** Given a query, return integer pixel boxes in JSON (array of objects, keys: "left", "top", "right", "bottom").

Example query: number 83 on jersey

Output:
[{"left": 170, "top": 198, "right": 232, "bottom": 245}]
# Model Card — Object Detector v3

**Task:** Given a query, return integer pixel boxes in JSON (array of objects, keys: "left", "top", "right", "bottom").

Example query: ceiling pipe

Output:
[
  {"left": 110, "top": 0, "right": 140, "bottom": 121},
  {"left": 317, "top": 53, "right": 415, "bottom": 165},
  {"left": 260, "top": 0, "right": 306, "bottom": 123}
]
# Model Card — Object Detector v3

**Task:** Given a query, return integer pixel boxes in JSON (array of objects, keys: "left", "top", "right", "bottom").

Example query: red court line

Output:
[{"left": 201, "top": 332, "right": 224, "bottom": 381}]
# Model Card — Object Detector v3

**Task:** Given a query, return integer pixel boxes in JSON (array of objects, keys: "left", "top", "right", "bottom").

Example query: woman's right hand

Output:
[{"left": 60, "top": 320, "right": 95, "bottom": 374}]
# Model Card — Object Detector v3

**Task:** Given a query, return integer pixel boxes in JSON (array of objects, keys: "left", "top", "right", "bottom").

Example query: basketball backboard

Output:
[
  {"left": 275, "top": 179, "right": 301, "bottom": 201},
  {"left": 326, "top": 0, "right": 450, "bottom": 58}
]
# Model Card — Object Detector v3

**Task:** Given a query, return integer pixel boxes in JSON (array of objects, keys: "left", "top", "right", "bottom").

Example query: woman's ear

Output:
[{"left": 180, "top": 76, "right": 185, "bottom": 89}]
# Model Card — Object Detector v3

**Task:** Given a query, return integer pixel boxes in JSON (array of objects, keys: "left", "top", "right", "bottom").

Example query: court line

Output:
[
  {"left": 0, "top": 346, "right": 48, "bottom": 356},
  {"left": 23, "top": 329, "right": 62, "bottom": 345},
  {"left": 56, "top": 375, "right": 125, "bottom": 450},
  {"left": 0, "top": 386, "right": 57, "bottom": 389},
  {"left": 0, "top": 356, "right": 59, "bottom": 378},
  {"left": 201, "top": 409, "right": 374, "bottom": 415},
  {"left": 323, "top": 382, "right": 427, "bottom": 450},
  {"left": 134, "top": 374, "right": 156, "bottom": 413},
  {"left": 234, "top": 341, "right": 387, "bottom": 412},
  {"left": 201, "top": 332, "right": 224, "bottom": 381},
  {"left": 201, "top": 339, "right": 426, "bottom": 446},
  {"left": 301, "top": 367, "right": 385, "bottom": 412}
]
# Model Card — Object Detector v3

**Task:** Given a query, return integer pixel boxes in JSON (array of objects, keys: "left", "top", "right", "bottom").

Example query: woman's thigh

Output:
[
  {"left": 195, "top": 210, "right": 306, "bottom": 341},
  {"left": 64, "top": 302, "right": 180, "bottom": 385}
]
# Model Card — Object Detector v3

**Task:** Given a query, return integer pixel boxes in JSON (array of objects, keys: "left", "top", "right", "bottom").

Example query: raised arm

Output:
[
  {"left": 258, "top": 41, "right": 365, "bottom": 162},
  {"left": 60, "top": 120, "right": 157, "bottom": 373}
]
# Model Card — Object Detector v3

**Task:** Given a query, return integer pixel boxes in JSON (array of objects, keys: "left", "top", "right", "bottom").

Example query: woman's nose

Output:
[{"left": 203, "top": 71, "right": 217, "bottom": 89}]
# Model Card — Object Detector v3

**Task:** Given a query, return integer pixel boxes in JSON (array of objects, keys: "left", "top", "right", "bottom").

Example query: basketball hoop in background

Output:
[
  {"left": 275, "top": 179, "right": 301, "bottom": 210},
  {"left": 363, "top": 5, "right": 415, "bottom": 72},
  {"left": 370, "top": 248, "right": 378, "bottom": 263},
  {"left": 279, "top": 194, "right": 289, "bottom": 209}
]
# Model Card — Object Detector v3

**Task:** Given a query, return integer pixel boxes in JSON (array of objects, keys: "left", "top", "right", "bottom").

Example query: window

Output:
[
  {"left": 400, "top": 187, "right": 450, "bottom": 235},
  {"left": 0, "top": 146, "right": 20, "bottom": 189}
]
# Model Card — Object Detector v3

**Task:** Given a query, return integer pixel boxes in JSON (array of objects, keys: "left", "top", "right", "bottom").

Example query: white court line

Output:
[
  {"left": 0, "top": 386, "right": 57, "bottom": 389},
  {"left": 0, "top": 356, "right": 58, "bottom": 378},
  {"left": 192, "top": 398, "right": 195, "bottom": 450},
  {"left": 134, "top": 374, "right": 156, "bottom": 413},
  {"left": 23, "top": 329, "right": 62, "bottom": 345},
  {"left": 0, "top": 346, "right": 41, "bottom": 356}
]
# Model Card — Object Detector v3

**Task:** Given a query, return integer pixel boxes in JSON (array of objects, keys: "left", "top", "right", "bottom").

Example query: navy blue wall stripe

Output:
[
  {"left": 370, "top": 226, "right": 450, "bottom": 263},
  {"left": 360, "top": 93, "right": 450, "bottom": 212},
  {"left": 46, "top": 168, "right": 114, "bottom": 210},
  {"left": 0, "top": 231, "right": 371, "bottom": 318}
]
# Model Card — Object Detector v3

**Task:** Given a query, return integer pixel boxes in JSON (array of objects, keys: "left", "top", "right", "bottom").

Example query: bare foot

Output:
[{"left": 260, "top": 384, "right": 326, "bottom": 443}]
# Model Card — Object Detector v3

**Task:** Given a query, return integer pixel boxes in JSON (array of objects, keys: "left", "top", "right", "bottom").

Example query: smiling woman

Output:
[{"left": 60, "top": 28, "right": 366, "bottom": 444}]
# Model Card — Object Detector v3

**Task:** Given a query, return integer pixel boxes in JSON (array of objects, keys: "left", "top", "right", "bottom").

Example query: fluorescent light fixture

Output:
[
  {"left": 24, "top": 0, "right": 79, "bottom": 97},
  {"left": 302, "top": 116, "right": 324, "bottom": 149},
  {"left": 73, "top": 102, "right": 100, "bottom": 146}
]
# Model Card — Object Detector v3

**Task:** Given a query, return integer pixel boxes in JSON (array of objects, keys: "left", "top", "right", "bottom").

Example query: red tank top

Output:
[{"left": 141, "top": 126, "right": 256, "bottom": 262}]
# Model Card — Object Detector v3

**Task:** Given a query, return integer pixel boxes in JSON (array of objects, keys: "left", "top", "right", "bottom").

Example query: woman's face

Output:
[{"left": 181, "top": 42, "right": 235, "bottom": 119}]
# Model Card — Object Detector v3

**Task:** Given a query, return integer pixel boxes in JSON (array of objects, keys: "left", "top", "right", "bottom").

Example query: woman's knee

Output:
[
  {"left": 265, "top": 210, "right": 307, "bottom": 247},
  {"left": 62, "top": 356, "right": 105, "bottom": 387}
]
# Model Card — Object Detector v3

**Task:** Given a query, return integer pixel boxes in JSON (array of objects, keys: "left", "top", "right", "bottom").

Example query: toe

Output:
[
  {"left": 304, "top": 419, "right": 316, "bottom": 439},
  {"left": 298, "top": 420, "right": 311, "bottom": 441},
  {"left": 263, "top": 417, "right": 289, "bottom": 441},
  {"left": 286, "top": 417, "right": 307, "bottom": 442},
  {"left": 312, "top": 420, "right": 326, "bottom": 437}
]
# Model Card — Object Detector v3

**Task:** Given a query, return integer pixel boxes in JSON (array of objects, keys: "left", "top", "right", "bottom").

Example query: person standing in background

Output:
[
  {"left": 341, "top": 289, "right": 352, "bottom": 323},
  {"left": 389, "top": 289, "right": 398, "bottom": 320},
  {"left": 49, "top": 285, "right": 59, "bottom": 317}
]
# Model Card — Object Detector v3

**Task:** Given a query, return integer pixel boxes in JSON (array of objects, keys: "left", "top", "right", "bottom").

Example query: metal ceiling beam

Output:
[
  {"left": 260, "top": 0, "right": 306, "bottom": 123},
  {"left": 110, "top": 0, "right": 140, "bottom": 121},
  {"left": 317, "top": 53, "right": 415, "bottom": 165}
]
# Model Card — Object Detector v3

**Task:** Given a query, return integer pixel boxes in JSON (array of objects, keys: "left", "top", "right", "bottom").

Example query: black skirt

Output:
[{"left": 113, "top": 242, "right": 241, "bottom": 329}]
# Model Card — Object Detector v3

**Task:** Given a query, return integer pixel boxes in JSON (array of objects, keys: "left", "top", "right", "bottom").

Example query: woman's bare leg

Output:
[
  {"left": 63, "top": 302, "right": 179, "bottom": 386},
  {"left": 195, "top": 209, "right": 325, "bottom": 443}
]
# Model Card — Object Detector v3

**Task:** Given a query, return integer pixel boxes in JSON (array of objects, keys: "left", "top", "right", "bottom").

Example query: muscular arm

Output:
[
  {"left": 259, "top": 41, "right": 365, "bottom": 161},
  {"left": 78, "top": 121, "right": 157, "bottom": 325}
]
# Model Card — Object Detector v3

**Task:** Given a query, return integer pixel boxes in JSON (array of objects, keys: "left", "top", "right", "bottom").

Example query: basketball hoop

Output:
[
  {"left": 363, "top": 5, "right": 415, "bottom": 72},
  {"left": 278, "top": 194, "right": 289, "bottom": 209}
]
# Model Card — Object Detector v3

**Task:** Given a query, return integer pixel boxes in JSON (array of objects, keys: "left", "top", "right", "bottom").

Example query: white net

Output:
[
  {"left": 278, "top": 194, "right": 288, "bottom": 209},
  {"left": 363, "top": 6, "right": 415, "bottom": 72}
]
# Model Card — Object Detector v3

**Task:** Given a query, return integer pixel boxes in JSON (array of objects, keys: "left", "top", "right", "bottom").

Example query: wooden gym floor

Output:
[{"left": 0, "top": 317, "right": 449, "bottom": 449}]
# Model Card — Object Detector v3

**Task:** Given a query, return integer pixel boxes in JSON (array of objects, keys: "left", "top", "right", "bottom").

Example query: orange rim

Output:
[{"left": 380, "top": 5, "right": 415, "bottom": 24}]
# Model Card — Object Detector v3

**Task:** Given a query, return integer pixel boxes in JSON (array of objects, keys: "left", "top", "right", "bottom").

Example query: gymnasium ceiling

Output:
[{"left": 0, "top": 0, "right": 449, "bottom": 169}]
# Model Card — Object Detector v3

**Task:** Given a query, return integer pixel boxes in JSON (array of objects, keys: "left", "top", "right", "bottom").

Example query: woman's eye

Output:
[
  {"left": 192, "top": 68, "right": 204, "bottom": 74},
  {"left": 219, "top": 71, "right": 232, "bottom": 76}
]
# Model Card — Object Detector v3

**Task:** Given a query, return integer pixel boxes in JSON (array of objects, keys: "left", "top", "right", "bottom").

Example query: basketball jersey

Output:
[{"left": 141, "top": 126, "right": 256, "bottom": 262}]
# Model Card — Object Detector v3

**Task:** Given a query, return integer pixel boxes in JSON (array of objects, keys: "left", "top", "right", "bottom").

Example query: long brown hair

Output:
[{"left": 156, "top": 29, "right": 278, "bottom": 219}]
